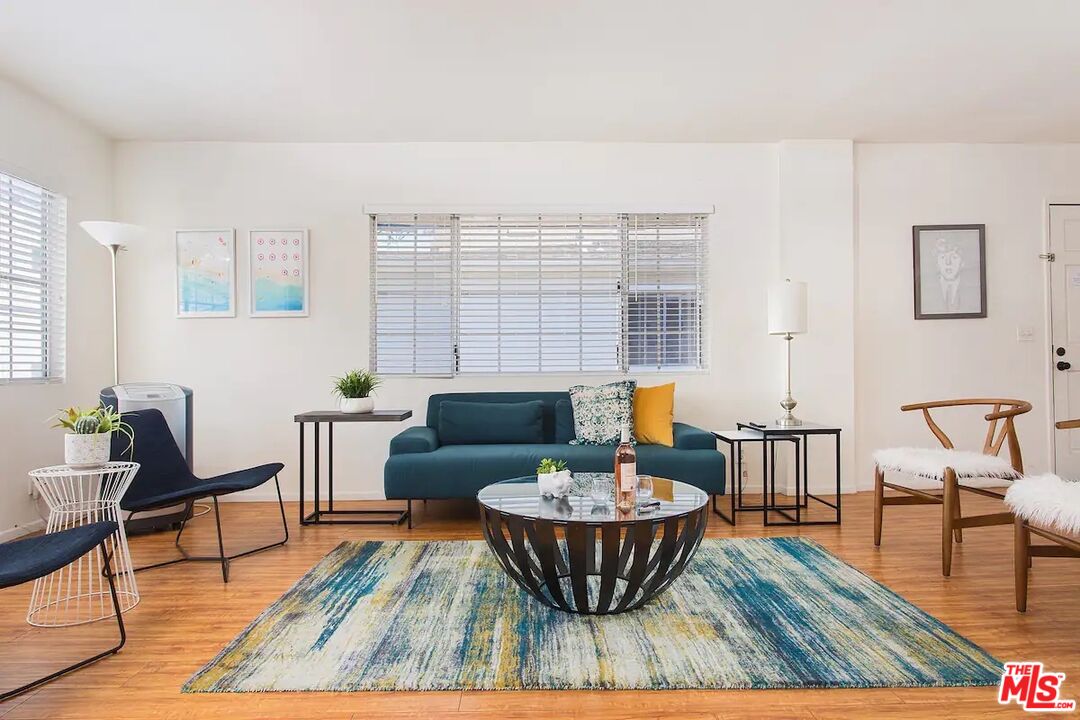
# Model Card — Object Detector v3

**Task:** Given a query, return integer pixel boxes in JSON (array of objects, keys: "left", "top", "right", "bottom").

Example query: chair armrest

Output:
[
  {"left": 672, "top": 422, "right": 716, "bottom": 451},
  {"left": 389, "top": 426, "right": 440, "bottom": 455}
]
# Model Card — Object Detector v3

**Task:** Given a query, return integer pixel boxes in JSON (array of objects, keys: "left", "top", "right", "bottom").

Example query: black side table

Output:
[
  {"left": 712, "top": 430, "right": 801, "bottom": 526},
  {"left": 294, "top": 410, "right": 412, "bottom": 526},
  {"left": 736, "top": 421, "right": 842, "bottom": 526}
]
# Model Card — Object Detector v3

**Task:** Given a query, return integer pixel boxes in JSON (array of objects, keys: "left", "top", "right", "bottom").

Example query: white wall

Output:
[
  {"left": 0, "top": 77, "right": 114, "bottom": 538},
  {"left": 855, "top": 144, "right": 1080, "bottom": 488},
  {"left": 114, "top": 141, "right": 833, "bottom": 500}
]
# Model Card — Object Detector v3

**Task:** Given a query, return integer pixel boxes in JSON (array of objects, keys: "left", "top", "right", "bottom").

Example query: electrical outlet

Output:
[{"left": 1017, "top": 326, "right": 1035, "bottom": 342}]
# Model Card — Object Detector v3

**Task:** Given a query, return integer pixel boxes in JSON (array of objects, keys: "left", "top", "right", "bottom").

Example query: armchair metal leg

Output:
[
  {"left": 128, "top": 475, "right": 289, "bottom": 583},
  {"left": 1, "top": 542, "right": 126, "bottom": 702}
]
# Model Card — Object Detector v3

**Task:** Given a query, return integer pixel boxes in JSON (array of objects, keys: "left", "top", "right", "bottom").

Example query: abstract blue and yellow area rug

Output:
[{"left": 185, "top": 538, "right": 1001, "bottom": 692}]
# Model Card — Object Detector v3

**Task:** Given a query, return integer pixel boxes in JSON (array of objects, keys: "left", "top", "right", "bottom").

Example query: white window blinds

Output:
[
  {"left": 370, "top": 212, "right": 707, "bottom": 376},
  {"left": 370, "top": 214, "right": 453, "bottom": 375},
  {"left": 0, "top": 171, "right": 66, "bottom": 383}
]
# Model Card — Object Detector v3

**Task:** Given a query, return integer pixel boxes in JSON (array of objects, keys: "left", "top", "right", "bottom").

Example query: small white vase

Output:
[
  {"left": 340, "top": 397, "right": 374, "bottom": 414},
  {"left": 537, "top": 469, "right": 572, "bottom": 497},
  {"left": 65, "top": 432, "right": 111, "bottom": 469}
]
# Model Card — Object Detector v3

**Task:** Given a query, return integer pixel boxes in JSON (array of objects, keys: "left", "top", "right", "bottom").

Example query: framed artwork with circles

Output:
[{"left": 249, "top": 229, "right": 310, "bottom": 317}]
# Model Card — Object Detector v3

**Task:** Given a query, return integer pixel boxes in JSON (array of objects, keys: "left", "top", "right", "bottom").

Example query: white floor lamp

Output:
[
  {"left": 768, "top": 278, "right": 808, "bottom": 427},
  {"left": 80, "top": 221, "right": 146, "bottom": 385}
]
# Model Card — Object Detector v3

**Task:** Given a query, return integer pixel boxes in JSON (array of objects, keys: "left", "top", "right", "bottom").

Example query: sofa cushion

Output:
[
  {"left": 384, "top": 440, "right": 725, "bottom": 499},
  {"left": 634, "top": 383, "right": 675, "bottom": 446},
  {"left": 438, "top": 400, "right": 544, "bottom": 445},
  {"left": 568, "top": 380, "right": 636, "bottom": 445},
  {"left": 426, "top": 392, "right": 567, "bottom": 442},
  {"left": 555, "top": 399, "right": 575, "bottom": 444}
]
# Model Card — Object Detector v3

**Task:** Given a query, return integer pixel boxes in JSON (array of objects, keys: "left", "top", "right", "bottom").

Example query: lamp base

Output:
[{"left": 775, "top": 414, "right": 803, "bottom": 427}]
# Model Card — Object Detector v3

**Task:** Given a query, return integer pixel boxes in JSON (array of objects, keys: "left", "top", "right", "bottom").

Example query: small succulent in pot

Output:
[
  {"left": 536, "top": 457, "right": 572, "bottom": 498},
  {"left": 331, "top": 369, "right": 381, "bottom": 414},
  {"left": 53, "top": 404, "right": 134, "bottom": 468}
]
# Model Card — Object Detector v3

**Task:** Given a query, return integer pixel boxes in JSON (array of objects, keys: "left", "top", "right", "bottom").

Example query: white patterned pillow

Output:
[{"left": 568, "top": 381, "right": 637, "bottom": 445}]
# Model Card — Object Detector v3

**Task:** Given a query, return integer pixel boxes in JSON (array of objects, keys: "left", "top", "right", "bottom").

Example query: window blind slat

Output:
[{"left": 0, "top": 171, "right": 65, "bottom": 383}]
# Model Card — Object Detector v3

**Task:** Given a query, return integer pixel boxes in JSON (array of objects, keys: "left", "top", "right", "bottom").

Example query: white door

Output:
[{"left": 1050, "top": 204, "right": 1080, "bottom": 477}]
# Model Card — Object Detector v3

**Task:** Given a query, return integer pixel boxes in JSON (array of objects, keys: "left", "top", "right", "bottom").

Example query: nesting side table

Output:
[
  {"left": 27, "top": 462, "right": 141, "bottom": 627},
  {"left": 294, "top": 409, "right": 413, "bottom": 526}
]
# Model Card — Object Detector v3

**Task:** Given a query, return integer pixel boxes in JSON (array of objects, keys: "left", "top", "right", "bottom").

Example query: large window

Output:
[
  {"left": 371, "top": 212, "right": 706, "bottom": 376},
  {"left": 0, "top": 171, "right": 66, "bottom": 383}
]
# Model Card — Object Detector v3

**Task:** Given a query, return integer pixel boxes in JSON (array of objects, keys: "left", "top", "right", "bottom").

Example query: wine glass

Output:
[{"left": 636, "top": 475, "right": 654, "bottom": 503}]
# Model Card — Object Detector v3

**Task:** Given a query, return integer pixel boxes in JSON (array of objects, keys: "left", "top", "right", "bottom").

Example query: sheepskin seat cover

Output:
[
  {"left": 1006, "top": 474, "right": 1080, "bottom": 537},
  {"left": 873, "top": 447, "right": 1020, "bottom": 486}
]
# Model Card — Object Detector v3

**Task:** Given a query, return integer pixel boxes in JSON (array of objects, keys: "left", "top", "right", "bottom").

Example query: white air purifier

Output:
[{"left": 101, "top": 382, "right": 194, "bottom": 533}]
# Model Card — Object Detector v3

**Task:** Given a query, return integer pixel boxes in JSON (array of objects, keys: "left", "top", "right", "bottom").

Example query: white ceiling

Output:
[{"left": 2, "top": 0, "right": 1079, "bottom": 143}]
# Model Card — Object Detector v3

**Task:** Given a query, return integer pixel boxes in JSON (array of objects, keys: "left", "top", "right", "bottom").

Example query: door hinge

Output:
[{"left": 1040, "top": 252, "right": 1056, "bottom": 262}]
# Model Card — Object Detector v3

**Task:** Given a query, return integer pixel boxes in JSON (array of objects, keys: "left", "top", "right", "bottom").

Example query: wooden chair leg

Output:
[
  {"left": 1015, "top": 517, "right": 1029, "bottom": 612},
  {"left": 951, "top": 479, "right": 963, "bottom": 544},
  {"left": 942, "top": 467, "right": 957, "bottom": 576},
  {"left": 873, "top": 465, "right": 884, "bottom": 546}
]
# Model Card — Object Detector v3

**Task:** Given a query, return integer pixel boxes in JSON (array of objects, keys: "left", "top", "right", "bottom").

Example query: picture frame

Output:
[
  {"left": 912, "top": 224, "right": 987, "bottom": 320},
  {"left": 175, "top": 229, "right": 236, "bottom": 318},
  {"left": 249, "top": 229, "right": 310, "bottom": 317}
]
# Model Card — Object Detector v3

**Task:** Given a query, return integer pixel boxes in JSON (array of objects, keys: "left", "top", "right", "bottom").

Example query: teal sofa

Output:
[{"left": 384, "top": 392, "right": 725, "bottom": 510}]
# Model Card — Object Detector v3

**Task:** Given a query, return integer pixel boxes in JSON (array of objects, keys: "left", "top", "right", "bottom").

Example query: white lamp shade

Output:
[
  {"left": 768, "top": 279, "right": 807, "bottom": 335},
  {"left": 80, "top": 221, "right": 145, "bottom": 248}
]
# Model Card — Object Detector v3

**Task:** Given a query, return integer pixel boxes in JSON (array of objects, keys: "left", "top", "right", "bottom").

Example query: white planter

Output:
[
  {"left": 65, "top": 433, "right": 111, "bottom": 469},
  {"left": 339, "top": 397, "right": 374, "bottom": 414},
  {"left": 537, "top": 469, "right": 572, "bottom": 497}
]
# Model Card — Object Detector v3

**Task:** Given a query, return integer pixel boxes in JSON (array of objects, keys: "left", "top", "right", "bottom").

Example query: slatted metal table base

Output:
[{"left": 479, "top": 503, "right": 709, "bottom": 615}]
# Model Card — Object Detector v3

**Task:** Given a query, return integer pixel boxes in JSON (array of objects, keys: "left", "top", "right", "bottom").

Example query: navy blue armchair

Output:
[
  {"left": 116, "top": 409, "right": 287, "bottom": 583},
  {"left": 1, "top": 522, "right": 125, "bottom": 701}
]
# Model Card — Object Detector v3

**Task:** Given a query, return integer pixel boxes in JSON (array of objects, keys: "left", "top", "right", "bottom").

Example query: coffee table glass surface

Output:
[{"left": 477, "top": 473, "right": 709, "bottom": 615}]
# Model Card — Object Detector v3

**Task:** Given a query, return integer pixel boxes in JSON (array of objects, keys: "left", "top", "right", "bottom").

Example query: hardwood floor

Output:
[{"left": 1, "top": 491, "right": 1077, "bottom": 719}]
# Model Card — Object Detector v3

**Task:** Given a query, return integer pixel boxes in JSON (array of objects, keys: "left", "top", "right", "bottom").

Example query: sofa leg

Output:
[{"left": 407, "top": 499, "right": 413, "bottom": 529}]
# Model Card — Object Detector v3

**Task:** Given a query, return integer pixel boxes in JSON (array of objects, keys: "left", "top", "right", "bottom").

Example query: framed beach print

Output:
[
  {"left": 176, "top": 229, "right": 236, "bottom": 317},
  {"left": 913, "top": 224, "right": 987, "bottom": 319},
  {"left": 249, "top": 229, "right": 309, "bottom": 317}
]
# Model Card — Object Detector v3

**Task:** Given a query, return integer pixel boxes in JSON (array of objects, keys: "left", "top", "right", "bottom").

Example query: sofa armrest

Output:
[
  {"left": 389, "top": 426, "right": 440, "bottom": 455},
  {"left": 672, "top": 422, "right": 716, "bottom": 451}
]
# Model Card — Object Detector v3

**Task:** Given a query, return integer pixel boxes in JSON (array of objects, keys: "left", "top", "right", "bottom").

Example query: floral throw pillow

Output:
[{"left": 568, "top": 380, "right": 637, "bottom": 445}]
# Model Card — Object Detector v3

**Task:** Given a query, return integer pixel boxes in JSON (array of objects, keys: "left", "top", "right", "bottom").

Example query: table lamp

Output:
[
  {"left": 768, "top": 279, "right": 807, "bottom": 427},
  {"left": 80, "top": 221, "right": 146, "bottom": 385}
]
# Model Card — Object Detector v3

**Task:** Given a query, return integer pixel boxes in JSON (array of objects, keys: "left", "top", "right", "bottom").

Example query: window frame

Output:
[
  {"left": 370, "top": 212, "right": 708, "bottom": 377},
  {"left": 0, "top": 168, "right": 67, "bottom": 385}
]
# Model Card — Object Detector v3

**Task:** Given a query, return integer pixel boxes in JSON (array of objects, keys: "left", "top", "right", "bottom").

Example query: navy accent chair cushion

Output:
[
  {"left": 386, "top": 391, "right": 725, "bottom": 500},
  {"left": 555, "top": 399, "right": 575, "bottom": 444},
  {"left": 0, "top": 521, "right": 117, "bottom": 588},
  {"left": 438, "top": 400, "right": 544, "bottom": 445},
  {"left": 114, "top": 409, "right": 284, "bottom": 513}
]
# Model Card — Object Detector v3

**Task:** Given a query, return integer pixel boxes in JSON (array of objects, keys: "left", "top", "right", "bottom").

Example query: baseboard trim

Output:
[{"left": 0, "top": 518, "right": 45, "bottom": 542}]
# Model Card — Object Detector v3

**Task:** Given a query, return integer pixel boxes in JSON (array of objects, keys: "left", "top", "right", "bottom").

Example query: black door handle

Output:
[
  {"left": 1058, "top": 361, "right": 1072, "bottom": 371},
  {"left": 1057, "top": 347, "right": 1067, "bottom": 357}
]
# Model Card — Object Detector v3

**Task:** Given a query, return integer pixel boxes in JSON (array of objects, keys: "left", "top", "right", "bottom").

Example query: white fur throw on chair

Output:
[
  {"left": 873, "top": 447, "right": 1020, "bottom": 481},
  {"left": 1006, "top": 474, "right": 1080, "bottom": 537}
]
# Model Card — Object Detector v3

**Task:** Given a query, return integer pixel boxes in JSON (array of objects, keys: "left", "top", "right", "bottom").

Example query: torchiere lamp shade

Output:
[{"left": 80, "top": 221, "right": 145, "bottom": 248}]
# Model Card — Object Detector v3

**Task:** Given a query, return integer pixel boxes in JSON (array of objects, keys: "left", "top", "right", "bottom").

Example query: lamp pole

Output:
[{"left": 109, "top": 243, "right": 119, "bottom": 385}]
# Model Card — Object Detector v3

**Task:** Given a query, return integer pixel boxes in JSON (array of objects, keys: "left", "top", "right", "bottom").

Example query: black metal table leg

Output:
[
  {"left": 313, "top": 421, "right": 321, "bottom": 523},
  {"left": 299, "top": 421, "right": 307, "bottom": 525},
  {"left": 328, "top": 422, "right": 334, "bottom": 512}
]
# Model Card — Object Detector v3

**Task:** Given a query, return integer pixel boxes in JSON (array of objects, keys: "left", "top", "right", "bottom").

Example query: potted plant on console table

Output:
[
  {"left": 53, "top": 404, "right": 134, "bottom": 468},
  {"left": 332, "top": 369, "right": 381, "bottom": 414}
]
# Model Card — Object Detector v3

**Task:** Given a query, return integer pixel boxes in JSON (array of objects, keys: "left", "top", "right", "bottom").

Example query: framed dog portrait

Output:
[{"left": 912, "top": 224, "right": 986, "bottom": 319}]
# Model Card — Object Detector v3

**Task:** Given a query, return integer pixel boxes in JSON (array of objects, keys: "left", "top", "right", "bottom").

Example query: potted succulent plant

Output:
[
  {"left": 53, "top": 404, "right": 134, "bottom": 469},
  {"left": 332, "top": 369, "right": 381, "bottom": 414},
  {"left": 536, "top": 457, "right": 572, "bottom": 498}
]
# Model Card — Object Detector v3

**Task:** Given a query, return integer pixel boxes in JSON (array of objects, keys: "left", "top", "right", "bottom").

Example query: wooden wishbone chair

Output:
[
  {"left": 1007, "top": 418, "right": 1080, "bottom": 612},
  {"left": 873, "top": 398, "right": 1033, "bottom": 576}
]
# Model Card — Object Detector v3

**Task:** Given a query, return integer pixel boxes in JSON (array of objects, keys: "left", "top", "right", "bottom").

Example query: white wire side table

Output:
[{"left": 27, "top": 462, "right": 141, "bottom": 627}]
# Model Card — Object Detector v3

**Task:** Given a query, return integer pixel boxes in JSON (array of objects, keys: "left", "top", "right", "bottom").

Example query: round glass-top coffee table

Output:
[{"left": 477, "top": 473, "right": 709, "bottom": 614}]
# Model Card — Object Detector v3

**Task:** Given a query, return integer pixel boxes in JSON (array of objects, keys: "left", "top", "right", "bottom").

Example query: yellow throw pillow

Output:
[{"left": 633, "top": 383, "right": 675, "bottom": 446}]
